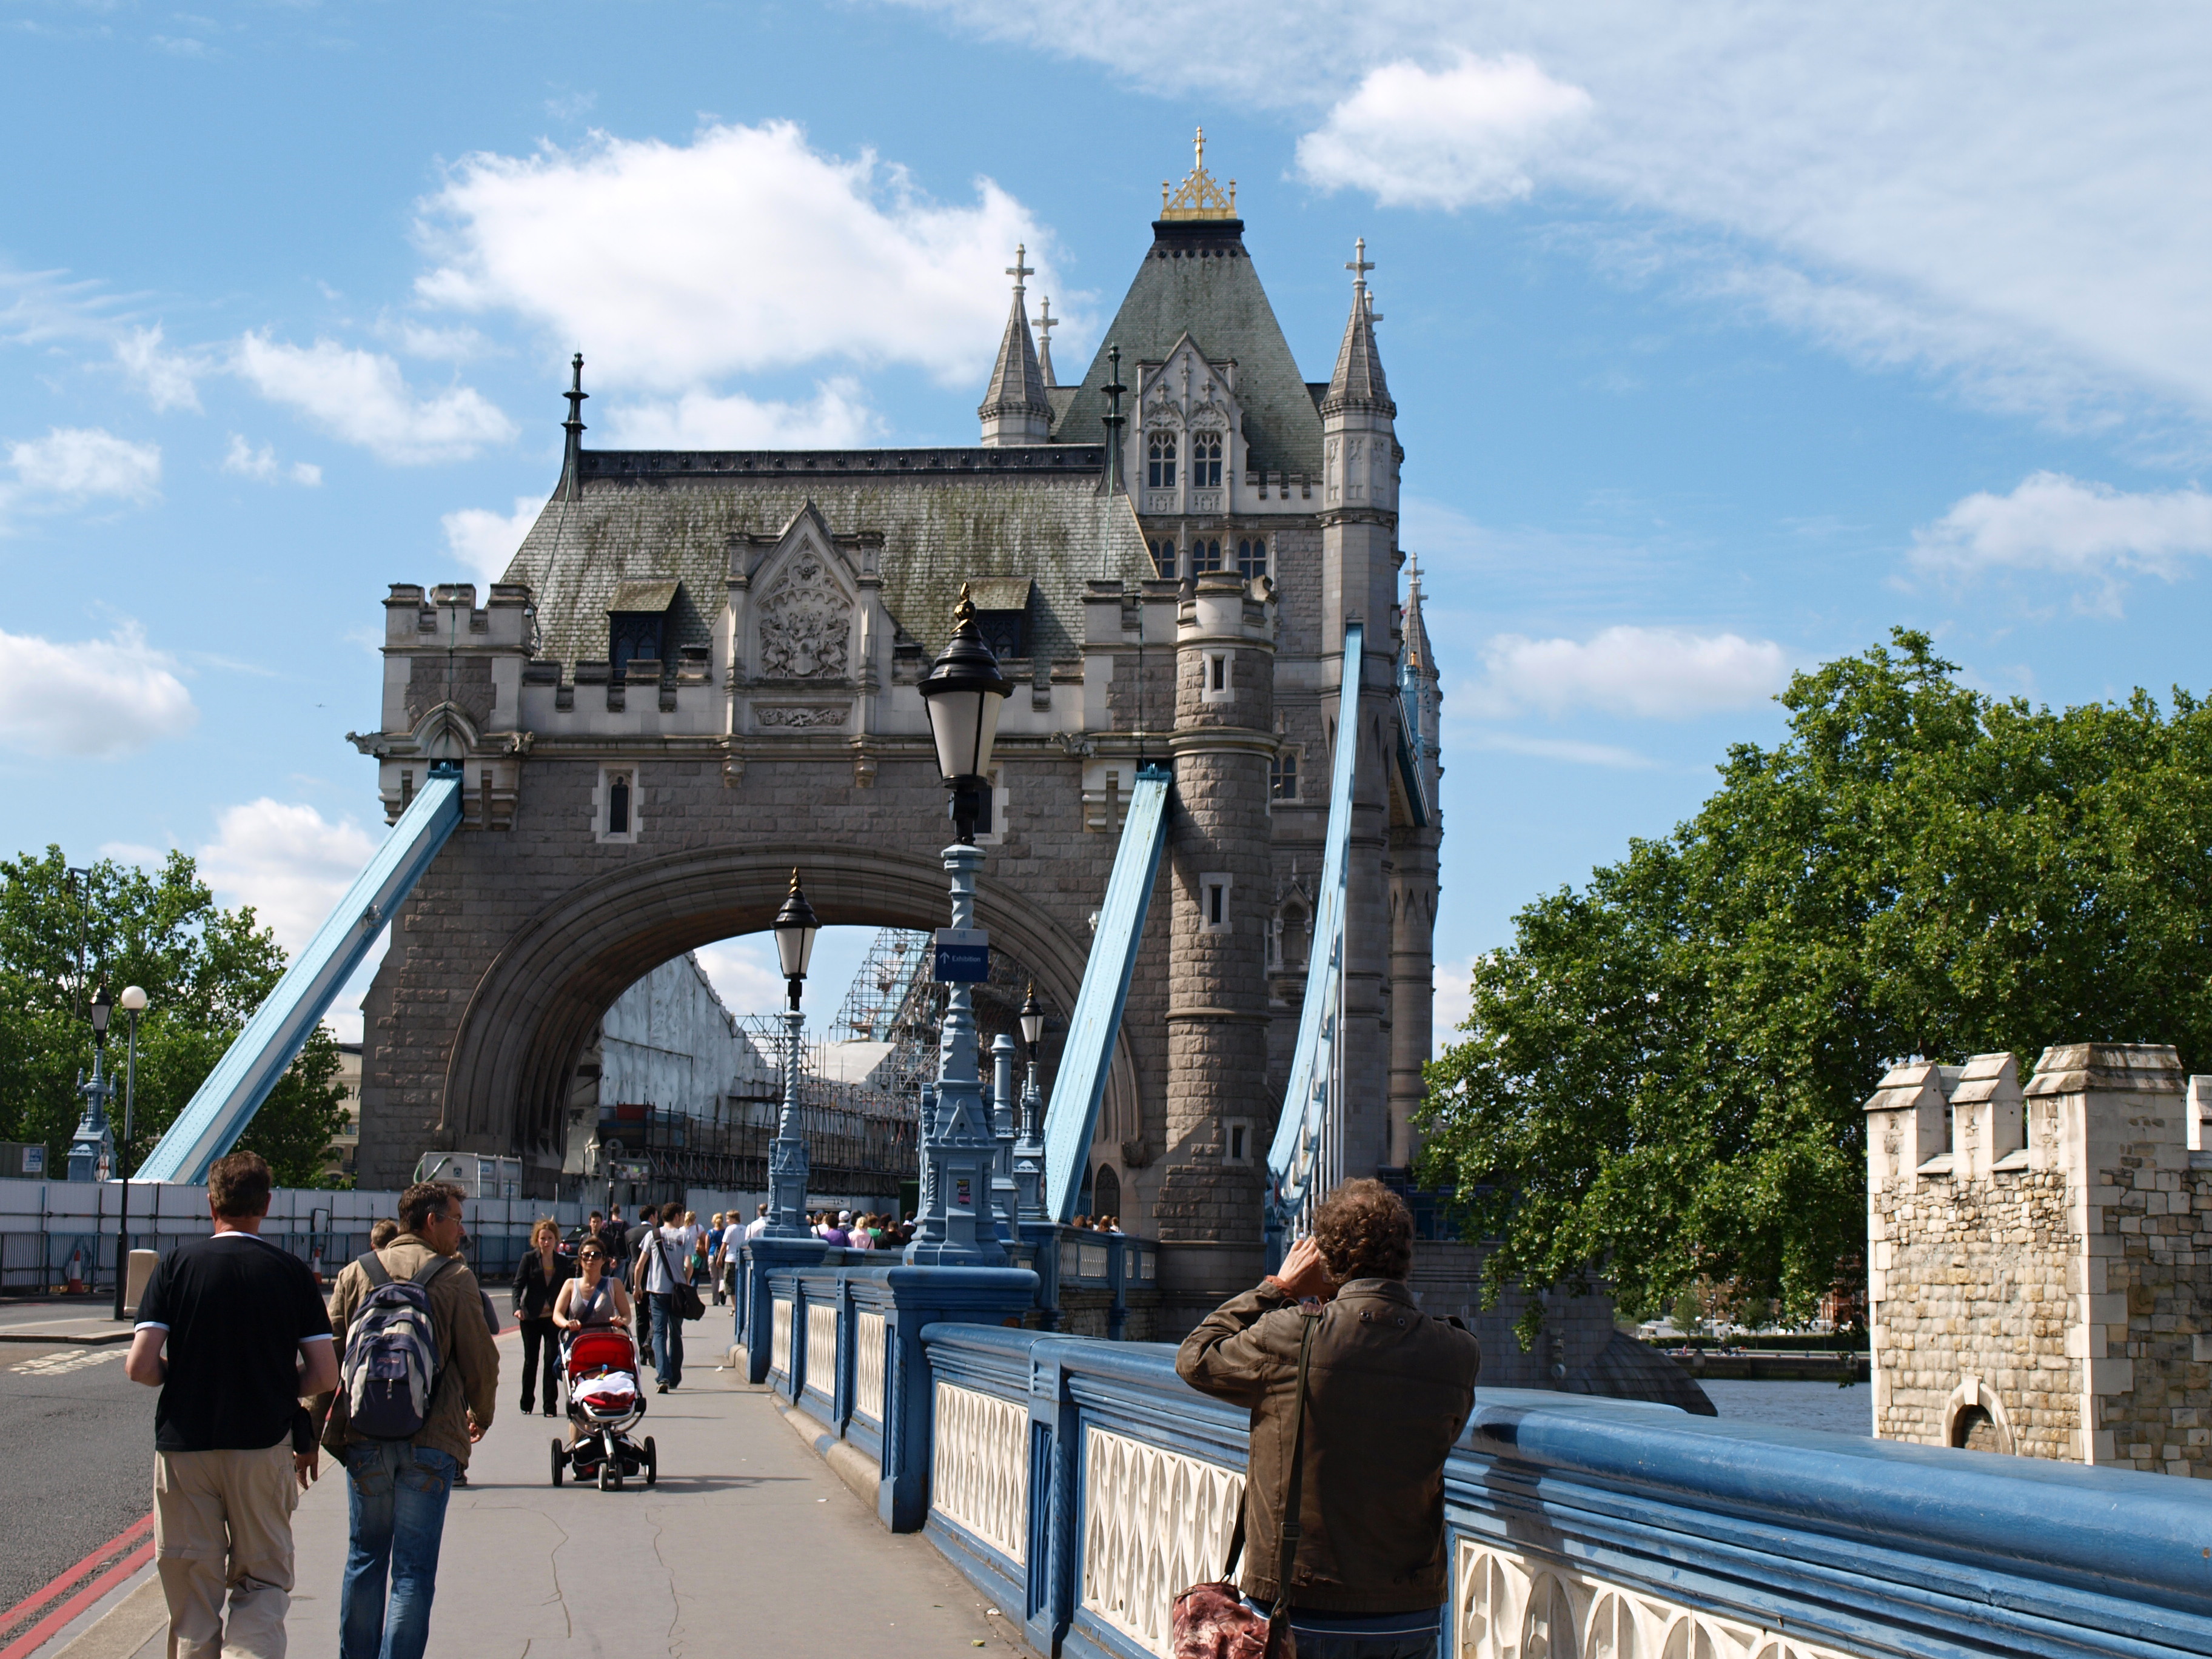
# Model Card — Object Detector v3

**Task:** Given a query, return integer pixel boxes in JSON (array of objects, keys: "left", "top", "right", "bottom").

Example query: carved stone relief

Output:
[
  {"left": 755, "top": 705, "right": 848, "bottom": 729},
  {"left": 757, "top": 552, "right": 852, "bottom": 679}
]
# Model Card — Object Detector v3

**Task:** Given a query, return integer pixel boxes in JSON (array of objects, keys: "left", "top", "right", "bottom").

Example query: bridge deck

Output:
[{"left": 50, "top": 1329, "right": 1016, "bottom": 1659}]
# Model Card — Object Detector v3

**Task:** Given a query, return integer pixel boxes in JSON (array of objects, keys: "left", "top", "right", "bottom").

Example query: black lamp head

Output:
[{"left": 89, "top": 985, "right": 113, "bottom": 1037}]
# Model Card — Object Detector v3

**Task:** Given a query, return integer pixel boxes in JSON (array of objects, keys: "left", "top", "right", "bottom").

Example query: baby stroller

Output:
[{"left": 549, "top": 1325, "right": 657, "bottom": 1490}]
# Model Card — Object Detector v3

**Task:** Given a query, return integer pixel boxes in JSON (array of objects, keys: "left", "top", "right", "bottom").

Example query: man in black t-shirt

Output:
[{"left": 128, "top": 1151, "right": 338, "bottom": 1659}]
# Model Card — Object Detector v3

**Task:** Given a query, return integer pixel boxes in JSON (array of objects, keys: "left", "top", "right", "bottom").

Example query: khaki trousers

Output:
[{"left": 153, "top": 1443, "right": 298, "bottom": 1659}]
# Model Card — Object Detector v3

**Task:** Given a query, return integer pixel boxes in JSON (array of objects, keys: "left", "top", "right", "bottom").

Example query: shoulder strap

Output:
[
  {"left": 1262, "top": 1313, "right": 1319, "bottom": 1652},
  {"left": 409, "top": 1253, "right": 458, "bottom": 1290},
  {"left": 357, "top": 1251, "right": 392, "bottom": 1289}
]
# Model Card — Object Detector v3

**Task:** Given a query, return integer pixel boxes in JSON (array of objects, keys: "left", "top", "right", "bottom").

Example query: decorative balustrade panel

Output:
[
  {"left": 806, "top": 1301, "right": 838, "bottom": 1399},
  {"left": 931, "top": 1379, "right": 1029, "bottom": 1566},
  {"left": 1079, "top": 1241, "right": 1110, "bottom": 1279},
  {"left": 855, "top": 1310, "right": 886, "bottom": 1424},
  {"left": 1081, "top": 1425, "right": 1244, "bottom": 1658},
  {"left": 770, "top": 1296, "right": 792, "bottom": 1378},
  {"left": 1456, "top": 1542, "right": 1860, "bottom": 1659}
]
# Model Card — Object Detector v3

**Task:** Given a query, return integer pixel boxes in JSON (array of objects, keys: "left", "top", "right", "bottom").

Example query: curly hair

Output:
[{"left": 1310, "top": 1178, "right": 1414, "bottom": 1282}]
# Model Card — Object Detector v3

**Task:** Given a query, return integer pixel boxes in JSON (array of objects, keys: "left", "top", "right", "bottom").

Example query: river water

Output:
[{"left": 1698, "top": 1378, "right": 1871, "bottom": 1436}]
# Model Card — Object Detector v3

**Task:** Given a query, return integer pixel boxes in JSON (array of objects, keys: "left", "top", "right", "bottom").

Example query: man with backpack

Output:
[{"left": 312, "top": 1180, "right": 500, "bottom": 1659}]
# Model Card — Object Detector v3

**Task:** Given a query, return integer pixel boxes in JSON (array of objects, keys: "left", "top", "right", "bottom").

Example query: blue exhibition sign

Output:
[{"left": 933, "top": 927, "right": 991, "bottom": 983}]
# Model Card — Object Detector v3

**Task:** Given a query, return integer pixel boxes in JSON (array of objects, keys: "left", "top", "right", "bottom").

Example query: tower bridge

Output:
[{"left": 332, "top": 138, "right": 1440, "bottom": 1327}]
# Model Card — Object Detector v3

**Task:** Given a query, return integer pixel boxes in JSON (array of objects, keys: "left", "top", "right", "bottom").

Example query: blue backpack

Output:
[{"left": 341, "top": 1251, "right": 455, "bottom": 1439}]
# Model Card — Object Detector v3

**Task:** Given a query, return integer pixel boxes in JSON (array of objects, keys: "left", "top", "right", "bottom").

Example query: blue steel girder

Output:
[
  {"left": 135, "top": 765, "right": 466, "bottom": 1184},
  {"left": 1042, "top": 766, "right": 1171, "bottom": 1221},
  {"left": 1265, "top": 622, "right": 1363, "bottom": 1255}
]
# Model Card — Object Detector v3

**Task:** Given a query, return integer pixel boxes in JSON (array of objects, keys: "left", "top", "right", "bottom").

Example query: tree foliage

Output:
[
  {"left": 1418, "top": 630, "right": 2212, "bottom": 1338},
  {"left": 0, "top": 847, "right": 349, "bottom": 1188}
]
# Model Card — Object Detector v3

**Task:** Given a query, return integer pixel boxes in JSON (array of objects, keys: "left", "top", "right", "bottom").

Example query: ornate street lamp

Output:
[
  {"left": 919, "top": 586, "right": 1013, "bottom": 843},
  {"left": 1013, "top": 984, "right": 1048, "bottom": 1222},
  {"left": 112, "top": 985, "right": 146, "bottom": 1320},
  {"left": 764, "top": 870, "right": 821, "bottom": 1239},
  {"left": 69, "top": 987, "right": 115, "bottom": 1187},
  {"left": 909, "top": 589, "right": 1014, "bottom": 1265}
]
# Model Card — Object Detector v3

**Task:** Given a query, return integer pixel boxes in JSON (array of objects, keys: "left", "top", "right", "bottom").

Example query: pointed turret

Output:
[
  {"left": 560, "top": 352, "right": 588, "bottom": 501},
  {"left": 1033, "top": 295, "right": 1059, "bottom": 387},
  {"left": 1321, "top": 239, "right": 1393, "bottom": 417},
  {"left": 979, "top": 244, "right": 1052, "bottom": 446}
]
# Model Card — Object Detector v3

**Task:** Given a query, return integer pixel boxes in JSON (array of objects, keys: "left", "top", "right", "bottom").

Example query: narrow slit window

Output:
[
  {"left": 1230, "top": 1124, "right": 1247, "bottom": 1161},
  {"left": 609, "top": 774, "right": 631, "bottom": 835}
]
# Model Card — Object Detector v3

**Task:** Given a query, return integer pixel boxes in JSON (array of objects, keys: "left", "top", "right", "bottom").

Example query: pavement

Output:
[
  {"left": 0, "top": 1298, "right": 135, "bottom": 1346},
  {"left": 0, "top": 1337, "right": 156, "bottom": 1617},
  {"left": 25, "top": 1325, "right": 1024, "bottom": 1659}
]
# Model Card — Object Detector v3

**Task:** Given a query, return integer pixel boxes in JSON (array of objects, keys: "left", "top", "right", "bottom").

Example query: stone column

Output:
[{"left": 1155, "top": 573, "right": 1276, "bottom": 1328}]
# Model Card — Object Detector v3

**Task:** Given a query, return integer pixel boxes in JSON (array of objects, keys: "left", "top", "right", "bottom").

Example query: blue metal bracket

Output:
[
  {"left": 1265, "top": 623, "right": 1362, "bottom": 1259},
  {"left": 1042, "top": 765, "right": 1171, "bottom": 1222},
  {"left": 136, "top": 765, "right": 466, "bottom": 1184}
]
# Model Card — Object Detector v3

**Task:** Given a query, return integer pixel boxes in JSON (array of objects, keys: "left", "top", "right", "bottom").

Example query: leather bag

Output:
[
  {"left": 655, "top": 1234, "right": 708, "bottom": 1322},
  {"left": 1170, "top": 1312, "right": 1318, "bottom": 1659}
]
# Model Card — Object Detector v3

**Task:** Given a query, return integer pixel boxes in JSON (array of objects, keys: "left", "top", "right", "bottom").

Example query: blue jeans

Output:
[
  {"left": 648, "top": 1292, "right": 683, "bottom": 1386},
  {"left": 340, "top": 1442, "right": 457, "bottom": 1659}
]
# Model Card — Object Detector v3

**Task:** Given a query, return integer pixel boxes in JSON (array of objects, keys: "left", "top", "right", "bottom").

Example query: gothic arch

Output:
[{"left": 437, "top": 839, "right": 1135, "bottom": 1163}]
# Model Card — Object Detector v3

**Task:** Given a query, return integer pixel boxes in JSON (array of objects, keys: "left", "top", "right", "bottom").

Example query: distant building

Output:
[{"left": 326, "top": 1039, "right": 362, "bottom": 1182}]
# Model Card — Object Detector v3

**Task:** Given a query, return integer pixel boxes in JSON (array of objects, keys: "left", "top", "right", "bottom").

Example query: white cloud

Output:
[
  {"left": 1461, "top": 729, "right": 1656, "bottom": 769},
  {"left": 413, "top": 120, "right": 1054, "bottom": 391},
  {"left": 5, "top": 426, "right": 161, "bottom": 504},
  {"left": 600, "top": 378, "right": 879, "bottom": 449},
  {"left": 894, "top": 1, "right": 2212, "bottom": 423},
  {"left": 0, "top": 621, "right": 196, "bottom": 758},
  {"left": 221, "top": 434, "right": 321, "bottom": 486},
  {"left": 692, "top": 938, "right": 789, "bottom": 1017},
  {"left": 1296, "top": 53, "right": 1592, "bottom": 209},
  {"left": 1911, "top": 473, "right": 2212, "bottom": 613},
  {"left": 1433, "top": 956, "right": 1479, "bottom": 1053},
  {"left": 197, "top": 799, "right": 383, "bottom": 954},
  {"left": 441, "top": 495, "right": 543, "bottom": 583},
  {"left": 115, "top": 325, "right": 203, "bottom": 412},
  {"left": 1461, "top": 626, "right": 1791, "bottom": 719},
  {"left": 231, "top": 332, "right": 516, "bottom": 464}
]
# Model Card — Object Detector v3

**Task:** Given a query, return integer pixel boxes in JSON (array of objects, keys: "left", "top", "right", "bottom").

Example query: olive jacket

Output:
[
  {"left": 1175, "top": 1276, "right": 1480, "bottom": 1614},
  {"left": 313, "top": 1235, "right": 502, "bottom": 1468}
]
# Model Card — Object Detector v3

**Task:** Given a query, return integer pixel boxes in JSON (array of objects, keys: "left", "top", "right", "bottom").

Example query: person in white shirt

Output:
[
  {"left": 743, "top": 1203, "right": 769, "bottom": 1242},
  {"left": 639, "top": 1217, "right": 693, "bottom": 1393}
]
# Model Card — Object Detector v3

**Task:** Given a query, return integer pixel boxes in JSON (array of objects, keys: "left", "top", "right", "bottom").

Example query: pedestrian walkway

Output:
[
  {"left": 38, "top": 1327, "right": 1024, "bottom": 1659},
  {"left": 0, "top": 1300, "right": 132, "bottom": 1346}
]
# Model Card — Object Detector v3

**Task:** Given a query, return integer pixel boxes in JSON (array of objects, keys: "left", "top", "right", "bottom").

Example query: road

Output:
[{"left": 0, "top": 1333, "right": 154, "bottom": 1614}]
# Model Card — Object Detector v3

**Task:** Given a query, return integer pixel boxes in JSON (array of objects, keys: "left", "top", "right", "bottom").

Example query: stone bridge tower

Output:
[{"left": 349, "top": 134, "right": 1440, "bottom": 1331}]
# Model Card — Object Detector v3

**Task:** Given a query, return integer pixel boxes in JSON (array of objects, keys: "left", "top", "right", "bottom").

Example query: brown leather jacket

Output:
[{"left": 1176, "top": 1276, "right": 1480, "bottom": 1614}]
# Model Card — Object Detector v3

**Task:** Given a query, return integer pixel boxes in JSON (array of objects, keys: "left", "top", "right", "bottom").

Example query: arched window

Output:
[
  {"left": 1147, "top": 432, "right": 1177, "bottom": 489},
  {"left": 1152, "top": 538, "right": 1178, "bottom": 577},
  {"left": 1192, "top": 431, "right": 1222, "bottom": 487},
  {"left": 1191, "top": 538, "right": 1222, "bottom": 574},
  {"left": 1093, "top": 1165, "right": 1121, "bottom": 1221},
  {"left": 1238, "top": 537, "right": 1267, "bottom": 579},
  {"left": 1269, "top": 747, "right": 1298, "bottom": 801}
]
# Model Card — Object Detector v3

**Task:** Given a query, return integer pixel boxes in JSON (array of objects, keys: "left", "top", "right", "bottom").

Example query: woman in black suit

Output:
[{"left": 512, "top": 1217, "right": 575, "bottom": 1414}]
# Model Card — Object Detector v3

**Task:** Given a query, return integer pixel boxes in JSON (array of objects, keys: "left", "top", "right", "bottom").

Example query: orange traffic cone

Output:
[{"left": 66, "top": 1247, "right": 84, "bottom": 1293}]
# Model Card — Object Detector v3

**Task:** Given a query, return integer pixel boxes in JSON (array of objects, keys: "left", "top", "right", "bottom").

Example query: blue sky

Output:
[{"left": 5, "top": 2, "right": 2210, "bottom": 1044}]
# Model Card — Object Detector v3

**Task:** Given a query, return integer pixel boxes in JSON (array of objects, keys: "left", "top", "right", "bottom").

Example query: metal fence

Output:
[{"left": 0, "top": 1178, "right": 586, "bottom": 1292}]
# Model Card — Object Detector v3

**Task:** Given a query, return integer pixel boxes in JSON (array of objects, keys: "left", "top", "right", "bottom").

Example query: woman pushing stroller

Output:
[{"left": 548, "top": 1238, "right": 656, "bottom": 1489}]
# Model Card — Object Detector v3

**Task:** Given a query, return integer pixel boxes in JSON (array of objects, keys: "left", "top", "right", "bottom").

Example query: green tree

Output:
[
  {"left": 0, "top": 848, "right": 349, "bottom": 1188},
  {"left": 1418, "top": 630, "right": 2212, "bottom": 1341}
]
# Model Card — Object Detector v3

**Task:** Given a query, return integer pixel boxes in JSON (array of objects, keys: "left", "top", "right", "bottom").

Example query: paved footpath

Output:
[{"left": 35, "top": 1328, "right": 1024, "bottom": 1659}]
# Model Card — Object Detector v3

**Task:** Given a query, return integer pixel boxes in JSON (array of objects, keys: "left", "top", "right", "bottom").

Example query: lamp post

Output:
[
  {"left": 765, "top": 870, "right": 821, "bottom": 1238},
  {"left": 111, "top": 986, "right": 146, "bottom": 1320},
  {"left": 1012, "top": 983, "right": 1047, "bottom": 1222},
  {"left": 908, "top": 588, "right": 1013, "bottom": 1265},
  {"left": 68, "top": 987, "right": 115, "bottom": 1187},
  {"left": 743, "top": 871, "right": 831, "bottom": 1385}
]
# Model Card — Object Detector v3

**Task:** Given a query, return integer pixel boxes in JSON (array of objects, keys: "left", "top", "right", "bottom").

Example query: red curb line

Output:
[
  {"left": 0, "top": 1517, "right": 152, "bottom": 1633},
  {"left": 0, "top": 1538, "right": 157, "bottom": 1659}
]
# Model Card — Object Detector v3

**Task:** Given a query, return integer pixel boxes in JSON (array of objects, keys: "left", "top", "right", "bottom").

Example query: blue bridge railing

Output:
[{"left": 749, "top": 1261, "right": 2212, "bottom": 1659}]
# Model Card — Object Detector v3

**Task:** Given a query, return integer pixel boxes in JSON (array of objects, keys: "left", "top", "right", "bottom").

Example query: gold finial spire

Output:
[
  {"left": 1161, "top": 125, "right": 1237, "bottom": 221},
  {"left": 953, "top": 581, "right": 977, "bottom": 628}
]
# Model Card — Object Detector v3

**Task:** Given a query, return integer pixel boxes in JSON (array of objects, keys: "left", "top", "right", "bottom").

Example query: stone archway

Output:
[{"left": 436, "top": 839, "right": 1136, "bottom": 1167}]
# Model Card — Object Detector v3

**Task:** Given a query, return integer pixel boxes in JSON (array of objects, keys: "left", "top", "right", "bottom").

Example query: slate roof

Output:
[
  {"left": 1051, "top": 219, "right": 1326, "bottom": 478},
  {"left": 979, "top": 292, "right": 1051, "bottom": 423},
  {"left": 1322, "top": 287, "right": 1393, "bottom": 416},
  {"left": 502, "top": 447, "right": 1148, "bottom": 672}
]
